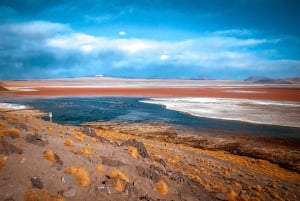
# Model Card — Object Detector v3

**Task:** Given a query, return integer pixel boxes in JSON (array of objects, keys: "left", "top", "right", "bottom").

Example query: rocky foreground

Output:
[{"left": 0, "top": 109, "right": 300, "bottom": 201}]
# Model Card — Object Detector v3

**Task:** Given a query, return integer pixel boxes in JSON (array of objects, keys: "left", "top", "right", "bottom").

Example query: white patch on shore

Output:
[
  {"left": 6, "top": 87, "right": 38, "bottom": 91},
  {"left": 0, "top": 103, "right": 28, "bottom": 110},
  {"left": 141, "top": 97, "right": 300, "bottom": 128},
  {"left": 225, "top": 90, "right": 267, "bottom": 94}
]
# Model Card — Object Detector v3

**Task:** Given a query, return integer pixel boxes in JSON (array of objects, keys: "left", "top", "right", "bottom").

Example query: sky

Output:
[{"left": 0, "top": 0, "right": 300, "bottom": 80}]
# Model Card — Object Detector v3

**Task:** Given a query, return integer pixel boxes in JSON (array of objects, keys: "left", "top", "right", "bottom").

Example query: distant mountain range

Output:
[{"left": 244, "top": 76, "right": 300, "bottom": 84}]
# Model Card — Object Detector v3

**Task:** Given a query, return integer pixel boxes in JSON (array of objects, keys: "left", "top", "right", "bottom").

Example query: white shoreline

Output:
[
  {"left": 0, "top": 102, "right": 28, "bottom": 110},
  {"left": 141, "top": 97, "right": 300, "bottom": 128}
]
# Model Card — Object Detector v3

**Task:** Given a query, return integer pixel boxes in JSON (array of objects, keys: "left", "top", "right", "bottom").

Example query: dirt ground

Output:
[{"left": 0, "top": 109, "right": 300, "bottom": 201}]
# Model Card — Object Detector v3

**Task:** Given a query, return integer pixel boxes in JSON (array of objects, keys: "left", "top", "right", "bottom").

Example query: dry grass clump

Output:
[
  {"left": 91, "top": 137, "right": 97, "bottom": 143},
  {"left": 53, "top": 195, "right": 65, "bottom": 201},
  {"left": 24, "top": 188, "right": 65, "bottom": 201},
  {"left": 64, "top": 138, "right": 75, "bottom": 147},
  {"left": 228, "top": 189, "right": 238, "bottom": 201},
  {"left": 43, "top": 150, "right": 56, "bottom": 162},
  {"left": 96, "top": 164, "right": 105, "bottom": 174},
  {"left": 74, "top": 132, "right": 85, "bottom": 142},
  {"left": 114, "top": 178, "right": 125, "bottom": 192},
  {"left": 0, "top": 122, "right": 5, "bottom": 129},
  {"left": 75, "top": 146, "right": 92, "bottom": 155},
  {"left": 156, "top": 179, "right": 168, "bottom": 195},
  {"left": 24, "top": 188, "right": 52, "bottom": 201},
  {"left": 65, "top": 166, "right": 91, "bottom": 187},
  {"left": 109, "top": 169, "right": 130, "bottom": 183},
  {"left": 109, "top": 169, "right": 130, "bottom": 192},
  {"left": 127, "top": 146, "right": 139, "bottom": 158},
  {"left": 0, "top": 128, "right": 21, "bottom": 139},
  {"left": 0, "top": 158, "right": 5, "bottom": 171},
  {"left": 15, "top": 141, "right": 22, "bottom": 147}
]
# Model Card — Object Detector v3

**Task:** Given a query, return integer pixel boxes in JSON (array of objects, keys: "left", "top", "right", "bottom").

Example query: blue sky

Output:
[{"left": 0, "top": 0, "right": 299, "bottom": 79}]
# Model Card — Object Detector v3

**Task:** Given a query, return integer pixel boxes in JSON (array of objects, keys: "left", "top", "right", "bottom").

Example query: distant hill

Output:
[{"left": 244, "top": 76, "right": 300, "bottom": 84}]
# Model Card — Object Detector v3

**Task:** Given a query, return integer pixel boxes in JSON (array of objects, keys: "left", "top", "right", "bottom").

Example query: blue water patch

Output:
[{"left": 5, "top": 97, "right": 300, "bottom": 140}]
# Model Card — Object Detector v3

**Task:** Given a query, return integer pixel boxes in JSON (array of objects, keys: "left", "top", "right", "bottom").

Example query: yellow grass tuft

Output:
[
  {"left": 0, "top": 158, "right": 5, "bottom": 171},
  {"left": 109, "top": 169, "right": 130, "bottom": 183},
  {"left": 91, "top": 137, "right": 97, "bottom": 143},
  {"left": 15, "top": 141, "right": 22, "bottom": 147},
  {"left": 0, "top": 122, "right": 5, "bottom": 129},
  {"left": 74, "top": 132, "right": 85, "bottom": 142},
  {"left": 24, "top": 188, "right": 52, "bottom": 201},
  {"left": 75, "top": 146, "right": 92, "bottom": 155},
  {"left": 43, "top": 150, "right": 56, "bottom": 162},
  {"left": 127, "top": 146, "right": 139, "bottom": 158},
  {"left": 0, "top": 128, "right": 21, "bottom": 139},
  {"left": 96, "top": 164, "right": 105, "bottom": 174},
  {"left": 53, "top": 196, "right": 66, "bottom": 201},
  {"left": 65, "top": 166, "right": 91, "bottom": 187},
  {"left": 64, "top": 138, "right": 75, "bottom": 147},
  {"left": 156, "top": 179, "right": 168, "bottom": 195},
  {"left": 114, "top": 179, "right": 125, "bottom": 192},
  {"left": 228, "top": 189, "right": 238, "bottom": 201}
]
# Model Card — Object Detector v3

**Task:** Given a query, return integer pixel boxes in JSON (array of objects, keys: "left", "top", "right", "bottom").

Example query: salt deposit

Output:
[{"left": 141, "top": 97, "right": 300, "bottom": 128}]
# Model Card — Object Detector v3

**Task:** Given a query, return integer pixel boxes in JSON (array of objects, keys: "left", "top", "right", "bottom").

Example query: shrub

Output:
[
  {"left": 156, "top": 180, "right": 168, "bottom": 195},
  {"left": 65, "top": 166, "right": 91, "bottom": 187},
  {"left": 64, "top": 138, "right": 75, "bottom": 147}
]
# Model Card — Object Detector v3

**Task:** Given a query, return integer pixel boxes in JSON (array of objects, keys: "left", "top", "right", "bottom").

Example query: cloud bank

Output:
[{"left": 0, "top": 20, "right": 299, "bottom": 79}]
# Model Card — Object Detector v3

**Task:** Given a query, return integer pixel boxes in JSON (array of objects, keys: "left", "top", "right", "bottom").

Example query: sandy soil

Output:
[{"left": 0, "top": 108, "right": 300, "bottom": 201}]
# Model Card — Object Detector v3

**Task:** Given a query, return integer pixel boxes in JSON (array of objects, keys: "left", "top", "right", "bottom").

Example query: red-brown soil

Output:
[
  {"left": 3, "top": 87, "right": 300, "bottom": 101},
  {"left": 2, "top": 78, "right": 300, "bottom": 101}
]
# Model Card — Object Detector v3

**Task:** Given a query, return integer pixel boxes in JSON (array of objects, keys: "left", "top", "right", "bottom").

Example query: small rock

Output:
[
  {"left": 136, "top": 166, "right": 160, "bottom": 182},
  {"left": 25, "top": 134, "right": 47, "bottom": 147},
  {"left": 63, "top": 188, "right": 76, "bottom": 198},
  {"left": 81, "top": 127, "right": 108, "bottom": 143},
  {"left": 121, "top": 139, "right": 150, "bottom": 158},
  {"left": 125, "top": 183, "right": 138, "bottom": 196},
  {"left": 31, "top": 177, "right": 43, "bottom": 189},
  {"left": 240, "top": 189, "right": 247, "bottom": 194},
  {"left": 101, "top": 157, "right": 124, "bottom": 167},
  {"left": 0, "top": 140, "right": 23, "bottom": 155},
  {"left": 4, "top": 198, "right": 15, "bottom": 201},
  {"left": 156, "top": 158, "right": 167, "bottom": 167},
  {"left": 54, "top": 154, "right": 63, "bottom": 170},
  {"left": 20, "top": 157, "right": 26, "bottom": 164},
  {"left": 61, "top": 176, "right": 73, "bottom": 185},
  {"left": 215, "top": 192, "right": 227, "bottom": 201}
]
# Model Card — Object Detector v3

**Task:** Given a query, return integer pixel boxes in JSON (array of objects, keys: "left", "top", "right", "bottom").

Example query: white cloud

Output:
[
  {"left": 118, "top": 31, "right": 127, "bottom": 36},
  {"left": 45, "top": 31, "right": 279, "bottom": 70},
  {"left": 2, "top": 21, "right": 70, "bottom": 35},
  {"left": 3, "top": 20, "right": 298, "bottom": 79},
  {"left": 160, "top": 54, "right": 169, "bottom": 60}
]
